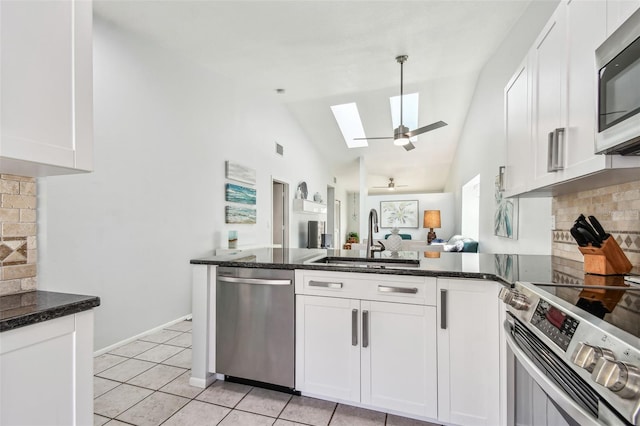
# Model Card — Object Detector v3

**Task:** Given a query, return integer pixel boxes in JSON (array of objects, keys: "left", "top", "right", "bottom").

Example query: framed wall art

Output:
[
  {"left": 225, "top": 206, "right": 256, "bottom": 224},
  {"left": 225, "top": 183, "right": 256, "bottom": 205},
  {"left": 380, "top": 200, "right": 419, "bottom": 228},
  {"left": 225, "top": 161, "right": 256, "bottom": 185}
]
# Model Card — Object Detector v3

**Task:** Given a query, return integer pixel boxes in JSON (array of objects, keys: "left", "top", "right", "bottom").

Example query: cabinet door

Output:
[
  {"left": 0, "top": 0, "right": 93, "bottom": 175},
  {"left": 606, "top": 0, "right": 640, "bottom": 36},
  {"left": 504, "top": 58, "right": 532, "bottom": 197},
  {"left": 437, "top": 279, "right": 502, "bottom": 426},
  {"left": 564, "top": 0, "right": 608, "bottom": 178},
  {"left": 361, "top": 300, "right": 438, "bottom": 418},
  {"left": 295, "top": 295, "right": 360, "bottom": 403},
  {"left": 531, "top": 4, "right": 567, "bottom": 188}
]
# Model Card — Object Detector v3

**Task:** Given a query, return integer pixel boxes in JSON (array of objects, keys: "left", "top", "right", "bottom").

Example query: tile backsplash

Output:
[
  {"left": 552, "top": 179, "right": 640, "bottom": 274},
  {"left": 0, "top": 174, "right": 37, "bottom": 295}
]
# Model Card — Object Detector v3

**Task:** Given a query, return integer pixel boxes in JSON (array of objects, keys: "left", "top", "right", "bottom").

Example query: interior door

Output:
[{"left": 272, "top": 180, "right": 289, "bottom": 248}]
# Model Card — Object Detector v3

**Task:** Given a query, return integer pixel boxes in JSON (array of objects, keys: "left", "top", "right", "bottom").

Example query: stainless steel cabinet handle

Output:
[
  {"left": 308, "top": 280, "right": 343, "bottom": 289},
  {"left": 378, "top": 285, "right": 418, "bottom": 294},
  {"left": 362, "top": 310, "right": 369, "bottom": 348},
  {"left": 547, "top": 131, "right": 555, "bottom": 173},
  {"left": 440, "top": 289, "right": 448, "bottom": 329},
  {"left": 217, "top": 276, "right": 291, "bottom": 286},
  {"left": 352, "top": 309, "right": 358, "bottom": 346},
  {"left": 547, "top": 128, "right": 565, "bottom": 172}
]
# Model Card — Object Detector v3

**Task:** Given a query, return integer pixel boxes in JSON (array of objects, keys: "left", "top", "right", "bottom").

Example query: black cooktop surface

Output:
[{"left": 532, "top": 274, "right": 640, "bottom": 339}]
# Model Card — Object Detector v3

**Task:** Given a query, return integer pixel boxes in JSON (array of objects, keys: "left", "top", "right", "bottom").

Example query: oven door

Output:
[{"left": 505, "top": 315, "right": 626, "bottom": 426}]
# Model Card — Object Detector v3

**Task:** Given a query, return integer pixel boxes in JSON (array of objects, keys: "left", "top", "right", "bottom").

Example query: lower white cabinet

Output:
[
  {"left": 295, "top": 271, "right": 504, "bottom": 424},
  {"left": 0, "top": 311, "right": 94, "bottom": 426},
  {"left": 437, "top": 278, "right": 502, "bottom": 426},
  {"left": 295, "top": 270, "right": 438, "bottom": 419}
]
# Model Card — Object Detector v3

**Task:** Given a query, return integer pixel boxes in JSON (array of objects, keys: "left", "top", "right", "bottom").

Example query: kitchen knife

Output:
[
  {"left": 576, "top": 226, "right": 601, "bottom": 247},
  {"left": 575, "top": 215, "right": 602, "bottom": 243},
  {"left": 588, "top": 215, "right": 610, "bottom": 241},
  {"left": 570, "top": 227, "right": 589, "bottom": 247}
]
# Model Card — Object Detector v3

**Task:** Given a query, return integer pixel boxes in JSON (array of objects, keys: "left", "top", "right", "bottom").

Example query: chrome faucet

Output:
[{"left": 366, "top": 208, "right": 385, "bottom": 258}]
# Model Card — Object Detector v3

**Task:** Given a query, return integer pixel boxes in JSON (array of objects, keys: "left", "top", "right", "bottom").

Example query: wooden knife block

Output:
[{"left": 578, "top": 237, "right": 632, "bottom": 275}]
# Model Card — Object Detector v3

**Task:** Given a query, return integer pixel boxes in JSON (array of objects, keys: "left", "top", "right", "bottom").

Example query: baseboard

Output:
[{"left": 93, "top": 314, "right": 192, "bottom": 356}]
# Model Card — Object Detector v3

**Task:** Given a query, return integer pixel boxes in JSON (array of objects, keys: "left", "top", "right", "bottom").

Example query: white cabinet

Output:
[
  {"left": 0, "top": 0, "right": 93, "bottom": 177},
  {"left": 504, "top": 58, "right": 532, "bottom": 197},
  {"left": 530, "top": 3, "right": 567, "bottom": 189},
  {"left": 295, "top": 270, "right": 438, "bottom": 419},
  {"left": 504, "top": 0, "right": 640, "bottom": 196},
  {"left": 437, "top": 279, "right": 502, "bottom": 426},
  {"left": 295, "top": 295, "right": 361, "bottom": 403},
  {"left": 606, "top": 0, "right": 640, "bottom": 36},
  {"left": 0, "top": 311, "right": 95, "bottom": 426},
  {"left": 361, "top": 300, "right": 437, "bottom": 417}
]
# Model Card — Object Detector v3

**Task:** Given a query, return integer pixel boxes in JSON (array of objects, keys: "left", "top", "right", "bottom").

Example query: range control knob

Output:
[
  {"left": 571, "top": 342, "right": 615, "bottom": 372},
  {"left": 591, "top": 358, "right": 640, "bottom": 399},
  {"left": 498, "top": 288, "right": 530, "bottom": 311}
]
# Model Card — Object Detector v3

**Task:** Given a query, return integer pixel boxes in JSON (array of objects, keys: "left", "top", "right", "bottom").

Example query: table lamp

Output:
[{"left": 423, "top": 210, "right": 441, "bottom": 244}]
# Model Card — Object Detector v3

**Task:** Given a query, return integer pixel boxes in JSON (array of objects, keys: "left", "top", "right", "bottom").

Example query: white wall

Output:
[
  {"left": 38, "top": 18, "right": 337, "bottom": 350},
  {"left": 444, "top": 1, "right": 558, "bottom": 254},
  {"left": 364, "top": 193, "right": 455, "bottom": 241}
]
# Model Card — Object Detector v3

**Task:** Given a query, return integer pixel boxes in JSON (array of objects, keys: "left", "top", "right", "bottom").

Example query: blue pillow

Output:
[{"left": 385, "top": 233, "right": 412, "bottom": 240}]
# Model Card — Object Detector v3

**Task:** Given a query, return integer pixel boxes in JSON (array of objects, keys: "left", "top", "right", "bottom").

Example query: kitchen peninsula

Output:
[{"left": 190, "top": 248, "right": 555, "bottom": 426}]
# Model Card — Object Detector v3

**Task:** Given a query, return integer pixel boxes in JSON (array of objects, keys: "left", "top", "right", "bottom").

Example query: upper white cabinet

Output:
[
  {"left": 504, "top": 58, "right": 532, "bottom": 197},
  {"left": 437, "top": 279, "right": 503, "bottom": 426},
  {"left": 0, "top": 0, "right": 93, "bottom": 177},
  {"left": 504, "top": 0, "right": 640, "bottom": 197},
  {"left": 531, "top": 3, "right": 567, "bottom": 189},
  {"left": 607, "top": 0, "right": 640, "bottom": 36}
]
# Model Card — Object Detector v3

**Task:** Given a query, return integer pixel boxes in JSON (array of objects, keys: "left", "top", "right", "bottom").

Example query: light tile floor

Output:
[{"left": 94, "top": 320, "right": 440, "bottom": 426}]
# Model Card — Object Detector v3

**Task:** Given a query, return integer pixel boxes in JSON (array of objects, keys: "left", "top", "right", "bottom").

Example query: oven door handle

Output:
[{"left": 504, "top": 319, "right": 602, "bottom": 426}]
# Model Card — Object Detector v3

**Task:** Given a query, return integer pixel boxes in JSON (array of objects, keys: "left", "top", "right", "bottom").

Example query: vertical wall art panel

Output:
[
  {"left": 225, "top": 161, "right": 256, "bottom": 186},
  {"left": 225, "top": 183, "right": 256, "bottom": 205},
  {"left": 494, "top": 175, "right": 518, "bottom": 239}
]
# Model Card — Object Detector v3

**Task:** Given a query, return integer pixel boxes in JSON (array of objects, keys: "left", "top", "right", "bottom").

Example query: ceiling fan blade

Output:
[
  {"left": 353, "top": 136, "right": 393, "bottom": 140},
  {"left": 403, "top": 142, "right": 416, "bottom": 151},
  {"left": 406, "top": 121, "right": 448, "bottom": 138}
]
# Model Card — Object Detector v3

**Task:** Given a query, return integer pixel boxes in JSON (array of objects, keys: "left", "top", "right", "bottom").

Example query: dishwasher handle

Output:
[{"left": 217, "top": 276, "right": 292, "bottom": 286}]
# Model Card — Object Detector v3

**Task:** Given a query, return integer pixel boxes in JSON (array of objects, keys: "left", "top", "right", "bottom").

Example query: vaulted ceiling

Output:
[{"left": 94, "top": 0, "right": 532, "bottom": 194}]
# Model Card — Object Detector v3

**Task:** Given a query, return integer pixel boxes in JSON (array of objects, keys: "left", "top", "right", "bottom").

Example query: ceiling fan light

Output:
[{"left": 393, "top": 135, "right": 410, "bottom": 146}]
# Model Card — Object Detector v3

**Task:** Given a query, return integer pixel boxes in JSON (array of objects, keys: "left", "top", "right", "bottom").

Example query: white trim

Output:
[{"left": 93, "top": 314, "right": 192, "bottom": 356}]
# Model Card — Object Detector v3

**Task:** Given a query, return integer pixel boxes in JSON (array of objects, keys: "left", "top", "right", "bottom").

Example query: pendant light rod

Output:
[{"left": 396, "top": 55, "right": 408, "bottom": 127}]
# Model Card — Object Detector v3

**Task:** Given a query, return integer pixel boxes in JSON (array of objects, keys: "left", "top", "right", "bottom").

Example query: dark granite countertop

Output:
[
  {"left": 0, "top": 291, "right": 100, "bottom": 332},
  {"left": 191, "top": 248, "right": 570, "bottom": 285}
]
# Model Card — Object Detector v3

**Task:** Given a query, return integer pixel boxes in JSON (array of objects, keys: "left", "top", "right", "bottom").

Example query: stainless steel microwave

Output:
[{"left": 596, "top": 8, "right": 640, "bottom": 155}]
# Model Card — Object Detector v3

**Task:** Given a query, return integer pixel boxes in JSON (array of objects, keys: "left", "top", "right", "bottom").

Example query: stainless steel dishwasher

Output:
[{"left": 216, "top": 267, "right": 295, "bottom": 389}]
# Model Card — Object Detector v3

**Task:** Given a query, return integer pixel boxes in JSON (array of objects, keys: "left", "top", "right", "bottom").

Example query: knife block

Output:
[{"left": 578, "top": 237, "right": 632, "bottom": 275}]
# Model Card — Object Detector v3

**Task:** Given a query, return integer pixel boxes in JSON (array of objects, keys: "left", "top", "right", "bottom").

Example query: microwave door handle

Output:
[{"left": 504, "top": 323, "right": 601, "bottom": 426}]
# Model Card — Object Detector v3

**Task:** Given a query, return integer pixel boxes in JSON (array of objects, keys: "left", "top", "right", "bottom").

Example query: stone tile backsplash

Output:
[
  {"left": 0, "top": 174, "right": 37, "bottom": 295},
  {"left": 552, "top": 179, "right": 640, "bottom": 274}
]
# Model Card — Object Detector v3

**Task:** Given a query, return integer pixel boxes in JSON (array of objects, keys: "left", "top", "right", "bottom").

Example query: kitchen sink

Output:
[{"left": 310, "top": 256, "right": 420, "bottom": 269}]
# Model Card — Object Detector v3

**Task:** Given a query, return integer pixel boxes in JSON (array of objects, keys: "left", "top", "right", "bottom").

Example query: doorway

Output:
[{"left": 272, "top": 179, "right": 289, "bottom": 248}]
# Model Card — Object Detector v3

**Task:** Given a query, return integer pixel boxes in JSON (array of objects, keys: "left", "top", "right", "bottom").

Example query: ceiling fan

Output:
[
  {"left": 373, "top": 178, "right": 408, "bottom": 191},
  {"left": 355, "top": 55, "right": 448, "bottom": 151}
]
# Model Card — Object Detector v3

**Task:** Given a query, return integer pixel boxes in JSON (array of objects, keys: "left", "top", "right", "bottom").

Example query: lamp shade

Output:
[{"left": 423, "top": 210, "right": 441, "bottom": 229}]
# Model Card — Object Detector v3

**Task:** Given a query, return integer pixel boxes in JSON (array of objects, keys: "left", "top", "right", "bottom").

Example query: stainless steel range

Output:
[{"left": 499, "top": 277, "right": 640, "bottom": 426}]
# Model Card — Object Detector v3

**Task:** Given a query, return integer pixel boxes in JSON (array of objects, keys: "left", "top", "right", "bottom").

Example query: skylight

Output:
[
  {"left": 390, "top": 92, "right": 419, "bottom": 141},
  {"left": 330, "top": 103, "right": 368, "bottom": 148}
]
